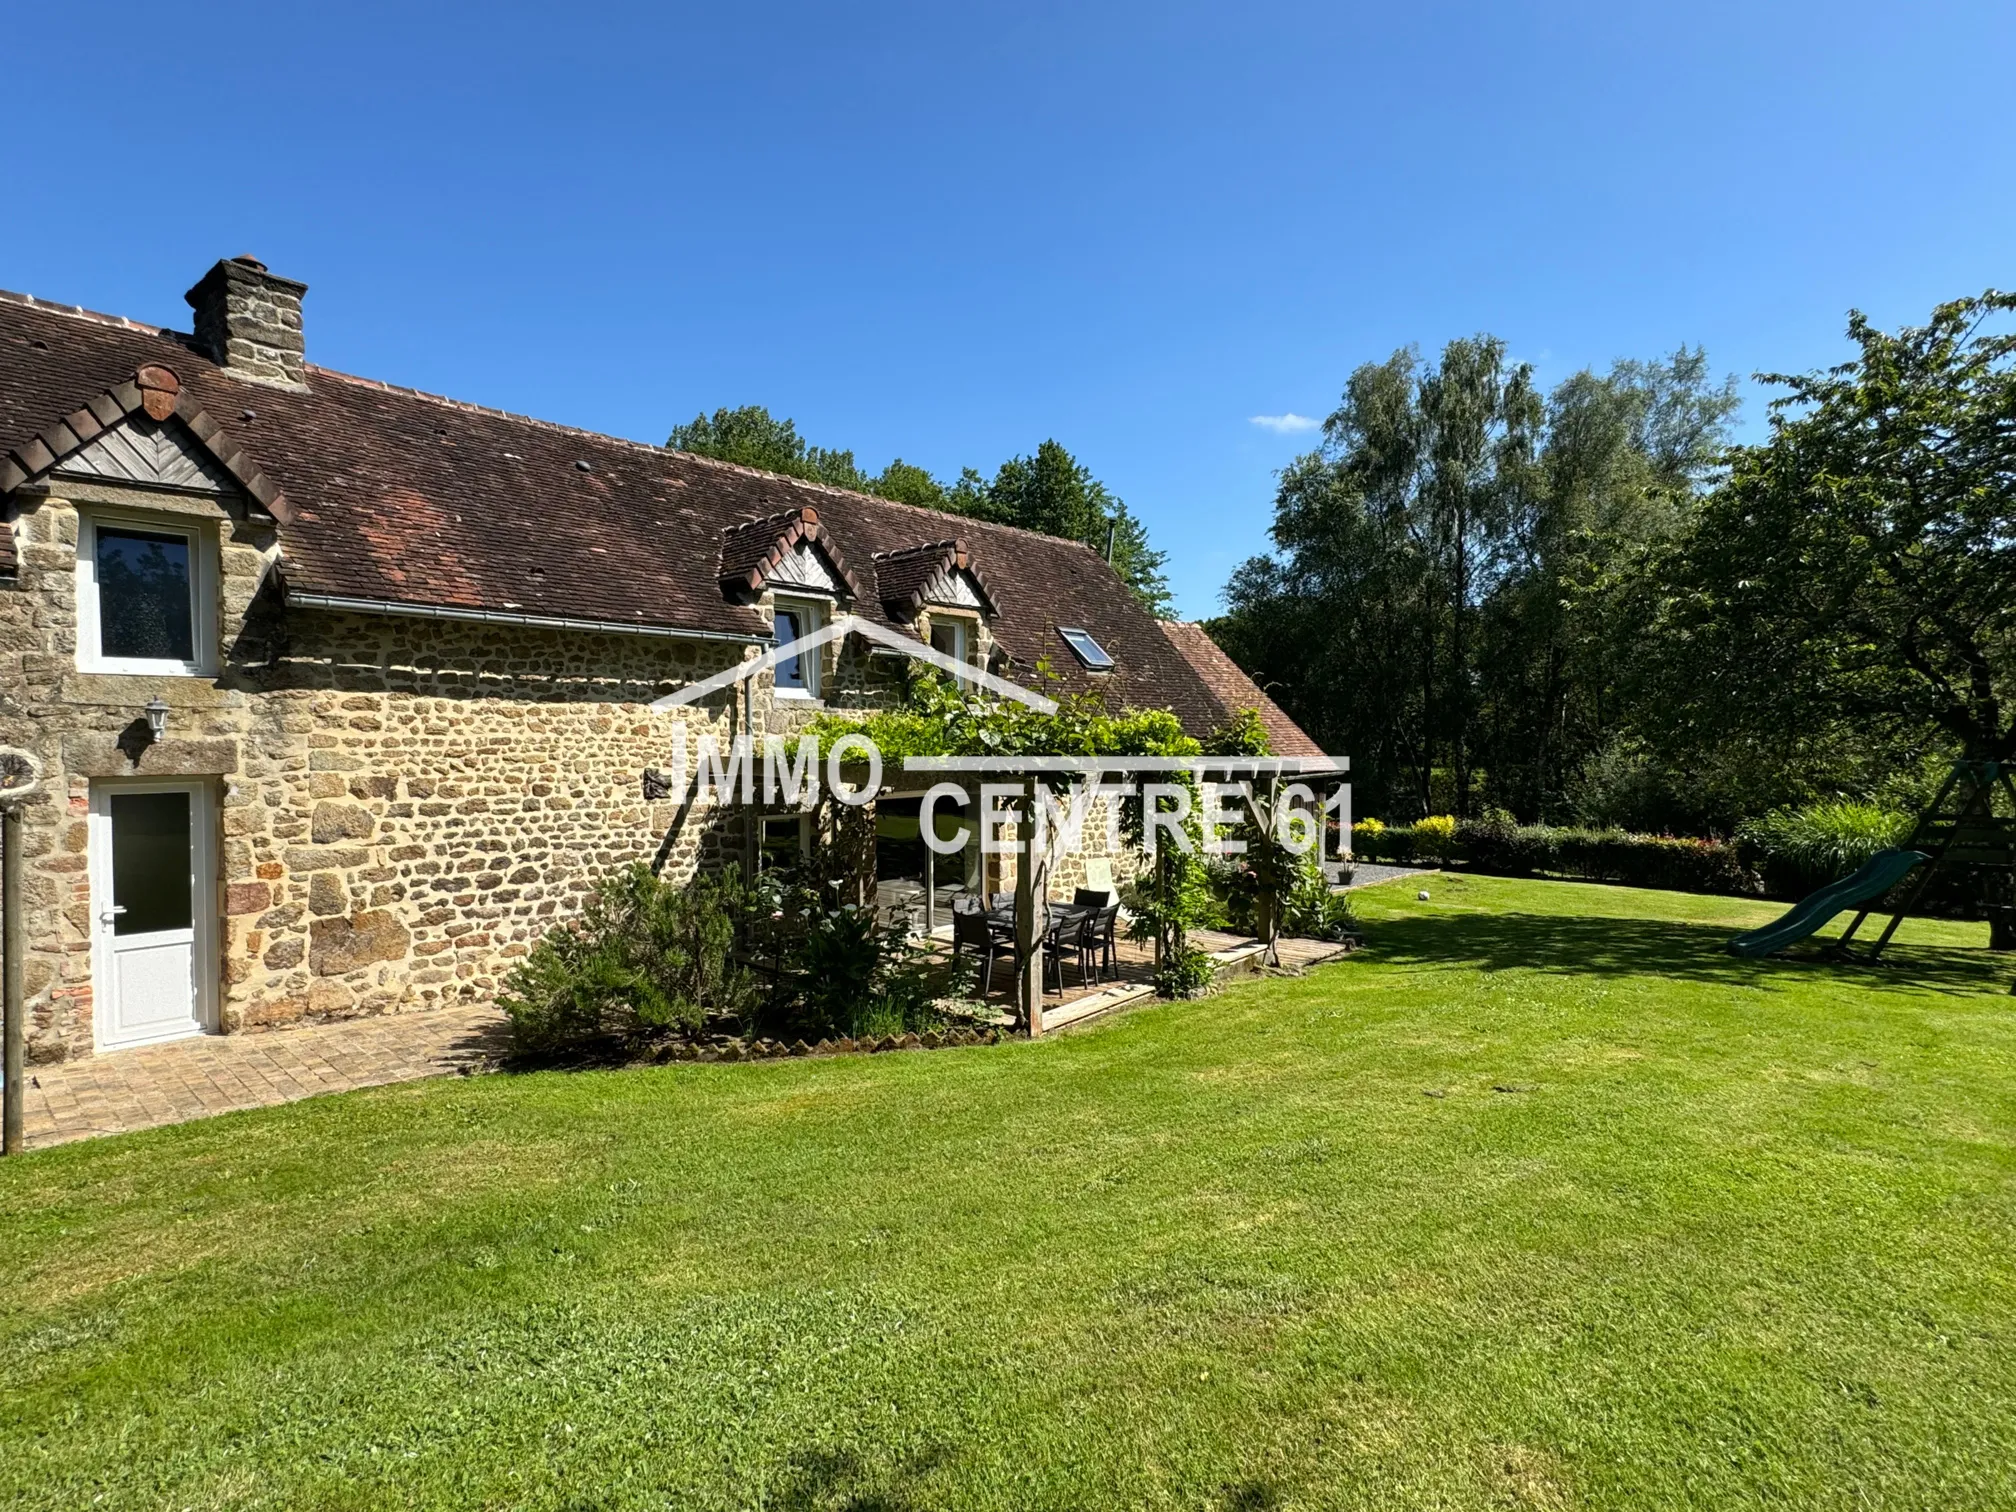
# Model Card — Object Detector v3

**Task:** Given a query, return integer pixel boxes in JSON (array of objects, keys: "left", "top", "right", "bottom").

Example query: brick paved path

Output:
[{"left": 15, "top": 1005, "right": 511, "bottom": 1151}]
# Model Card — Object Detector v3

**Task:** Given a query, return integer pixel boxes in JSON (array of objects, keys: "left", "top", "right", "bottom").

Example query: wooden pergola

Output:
[{"left": 880, "top": 754, "right": 1350, "bottom": 1034}]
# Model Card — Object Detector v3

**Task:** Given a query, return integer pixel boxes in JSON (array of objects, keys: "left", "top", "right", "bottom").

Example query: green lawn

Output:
[{"left": 4, "top": 876, "right": 2014, "bottom": 1510}]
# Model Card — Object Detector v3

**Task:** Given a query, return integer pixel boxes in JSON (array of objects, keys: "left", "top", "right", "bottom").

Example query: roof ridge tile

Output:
[{"left": 0, "top": 287, "right": 175, "bottom": 336}]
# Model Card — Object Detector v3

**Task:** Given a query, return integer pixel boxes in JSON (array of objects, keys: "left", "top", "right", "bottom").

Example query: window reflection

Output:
[
  {"left": 774, "top": 608, "right": 809, "bottom": 691},
  {"left": 97, "top": 528, "right": 193, "bottom": 662},
  {"left": 110, "top": 790, "right": 193, "bottom": 936}
]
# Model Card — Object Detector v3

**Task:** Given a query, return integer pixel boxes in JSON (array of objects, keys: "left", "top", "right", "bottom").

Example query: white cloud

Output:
[{"left": 1249, "top": 412, "right": 1319, "bottom": 434}]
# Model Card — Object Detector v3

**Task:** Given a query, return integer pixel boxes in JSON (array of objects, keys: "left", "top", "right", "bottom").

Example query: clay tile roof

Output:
[
  {"left": 717, "top": 505, "right": 864, "bottom": 602},
  {"left": 1158, "top": 620, "right": 1324, "bottom": 758},
  {"left": 872, "top": 538, "right": 1000, "bottom": 621},
  {"left": 0, "top": 282, "right": 1265, "bottom": 740}
]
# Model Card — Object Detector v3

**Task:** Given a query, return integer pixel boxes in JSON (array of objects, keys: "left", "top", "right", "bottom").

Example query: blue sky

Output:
[{"left": 6, "top": 2, "right": 2012, "bottom": 616}]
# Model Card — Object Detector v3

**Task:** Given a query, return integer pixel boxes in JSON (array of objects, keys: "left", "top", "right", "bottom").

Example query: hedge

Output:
[
  {"left": 1464, "top": 821, "right": 1761, "bottom": 896},
  {"left": 1354, "top": 815, "right": 1762, "bottom": 897},
  {"left": 1350, "top": 816, "right": 1455, "bottom": 865}
]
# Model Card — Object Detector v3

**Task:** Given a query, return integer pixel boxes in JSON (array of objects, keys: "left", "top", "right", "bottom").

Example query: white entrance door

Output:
[{"left": 91, "top": 781, "right": 214, "bottom": 1049}]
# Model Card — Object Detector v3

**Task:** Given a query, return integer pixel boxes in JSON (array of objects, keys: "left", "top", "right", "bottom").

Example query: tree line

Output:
[
  {"left": 667, "top": 407, "right": 1172, "bottom": 617},
  {"left": 1211, "top": 292, "right": 2016, "bottom": 834}
]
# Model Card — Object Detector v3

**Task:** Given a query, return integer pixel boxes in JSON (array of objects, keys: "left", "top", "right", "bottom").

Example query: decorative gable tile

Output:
[
  {"left": 52, "top": 414, "right": 234, "bottom": 493},
  {"left": 0, "top": 362, "right": 291, "bottom": 521}
]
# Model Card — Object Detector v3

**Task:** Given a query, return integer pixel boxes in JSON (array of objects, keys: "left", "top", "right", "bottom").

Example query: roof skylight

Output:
[{"left": 1057, "top": 626, "right": 1115, "bottom": 671}]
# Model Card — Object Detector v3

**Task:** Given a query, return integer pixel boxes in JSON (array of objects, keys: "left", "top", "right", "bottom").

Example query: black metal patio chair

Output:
[
  {"left": 1044, "top": 906, "right": 1097, "bottom": 993},
  {"left": 952, "top": 904, "right": 1016, "bottom": 997},
  {"left": 1082, "top": 902, "right": 1121, "bottom": 984}
]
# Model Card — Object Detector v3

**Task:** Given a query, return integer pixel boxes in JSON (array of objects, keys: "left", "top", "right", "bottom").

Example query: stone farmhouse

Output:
[{"left": 0, "top": 257, "right": 1319, "bottom": 1062}]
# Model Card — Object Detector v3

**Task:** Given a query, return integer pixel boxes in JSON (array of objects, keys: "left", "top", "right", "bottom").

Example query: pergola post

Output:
[
  {"left": 1254, "top": 772, "right": 1282, "bottom": 967},
  {"left": 1016, "top": 777, "right": 1046, "bottom": 1036}
]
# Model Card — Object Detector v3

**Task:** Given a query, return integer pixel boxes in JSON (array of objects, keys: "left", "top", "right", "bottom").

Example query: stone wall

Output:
[
  {"left": 0, "top": 484, "right": 798, "bottom": 1060},
  {"left": 0, "top": 481, "right": 1147, "bottom": 1062},
  {"left": 215, "top": 609, "right": 763, "bottom": 1040}
]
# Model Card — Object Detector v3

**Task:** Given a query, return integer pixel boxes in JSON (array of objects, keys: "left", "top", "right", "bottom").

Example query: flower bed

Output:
[{"left": 655, "top": 1026, "right": 1007, "bottom": 1061}]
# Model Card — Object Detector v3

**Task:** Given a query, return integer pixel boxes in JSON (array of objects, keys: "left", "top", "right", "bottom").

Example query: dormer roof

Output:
[
  {"left": 872, "top": 539, "right": 1000, "bottom": 621},
  {"left": 716, "top": 506, "right": 863, "bottom": 603},
  {"left": 0, "top": 362, "right": 291, "bottom": 520}
]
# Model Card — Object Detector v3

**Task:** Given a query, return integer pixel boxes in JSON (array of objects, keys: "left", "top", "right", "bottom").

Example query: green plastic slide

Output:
[{"left": 1724, "top": 849, "right": 1929, "bottom": 957}]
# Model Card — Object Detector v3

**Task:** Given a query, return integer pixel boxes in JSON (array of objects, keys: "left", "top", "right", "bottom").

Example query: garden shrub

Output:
[
  {"left": 1736, "top": 801, "right": 1913, "bottom": 897},
  {"left": 1381, "top": 827, "right": 1419, "bottom": 864},
  {"left": 1123, "top": 851, "right": 1219, "bottom": 999},
  {"left": 1149, "top": 938, "right": 1218, "bottom": 998},
  {"left": 1210, "top": 850, "right": 1359, "bottom": 944},
  {"left": 504, "top": 859, "right": 979, "bottom": 1056},
  {"left": 1454, "top": 808, "right": 1525, "bottom": 873},
  {"left": 1281, "top": 855, "right": 1359, "bottom": 941},
  {"left": 1411, "top": 814, "right": 1457, "bottom": 863},
  {"left": 500, "top": 863, "right": 759, "bottom": 1055},
  {"left": 1350, "top": 817, "right": 1423, "bottom": 864},
  {"left": 785, "top": 902, "right": 961, "bottom": 1040}
]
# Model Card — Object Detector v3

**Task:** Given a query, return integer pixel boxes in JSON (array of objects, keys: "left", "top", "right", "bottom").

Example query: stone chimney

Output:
[{"left": 183, "top": 256, "right": 309, "bottom": 390}]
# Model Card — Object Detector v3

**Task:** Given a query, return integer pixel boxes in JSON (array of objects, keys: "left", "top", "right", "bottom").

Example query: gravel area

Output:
[{"left": 1337, "top": 862, "right": 1436, "bottom": 892}]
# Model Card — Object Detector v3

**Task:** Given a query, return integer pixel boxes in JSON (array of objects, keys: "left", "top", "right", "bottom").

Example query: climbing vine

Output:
[{"left": 809, "top": 666, "right": 1254, "bottom": 996}]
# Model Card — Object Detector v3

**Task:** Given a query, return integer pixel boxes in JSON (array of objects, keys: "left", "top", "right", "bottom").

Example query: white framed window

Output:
[
  {"left": 75, "top": 511, "right": 215, "bottom": 676},
  {"left": 928, "top": 616, "right": 967, "bottom": 669},
  {"left": 771, "top": 596, "right": 823, "bottom": 699},
  {"left": 760, "top": 813, "right": 813, "bottom": 870},
  {"left": 928, "top": 615, "right": 975, "bottom": 687}
]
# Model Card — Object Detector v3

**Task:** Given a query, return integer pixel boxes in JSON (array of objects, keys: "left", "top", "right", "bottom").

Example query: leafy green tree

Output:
[
  {"left": 1101, "top": 500, "right": 1173, "bottom": 619},
  {"left": 1410, "top": 337, "right": 1544, "bottom": 814},
  {"left": 1478, "top": 351, "right": 1739, "bottom": 818},
  {"left": 670, "top": 413, "right": 1172, "bottom": 616},
  {"left": 667, "top": 405, "right": 870, "bottom": 491},
  {"left": 1213, "top": 452, "right": 1433, "bottom": 812},
  {"left": 1612, "top": 345, "right": 1743, "bottom": 491},
  {"left": 1219, "top": 338, "right": 1540, "bottom": 817},
  {"left": 980, "top": 441, "right": 1172, "bottom": 613},
  {"left": 1633, "top": 292, "right": 2016, "bottom": 771},
  {"left": 1218, "top": 340, "right": 1741, "bottom": 823},
  {"left": 868, "top": 458, "right": 949, "bottom": 509},
  {"left": 987, "top": 439, "right": 1109, "bottom": 541}
]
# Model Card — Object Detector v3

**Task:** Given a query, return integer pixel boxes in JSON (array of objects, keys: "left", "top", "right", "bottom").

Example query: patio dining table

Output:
[{"left": 983, "top": 901, "right": 1091, "bottom": 935}]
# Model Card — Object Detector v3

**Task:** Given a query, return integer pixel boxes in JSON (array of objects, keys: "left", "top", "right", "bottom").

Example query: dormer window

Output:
[
  {"left": 1057, "top": 626, "right": 1114, "bottom": 671},
  {"left": 772, "top": 597, "right": 823, "bottom": 699},
  {"left": 928, "top": 617, "right": 970, "bottom": 682},
  {"left": 76, "top": 512, "right": 215, "bottom": 676},
  {"left": 928, "top": 619, "right": 965, "bottom": 661},
  {"left": 874, "top": 540, "right": 999, "bottom": 628}
]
